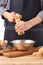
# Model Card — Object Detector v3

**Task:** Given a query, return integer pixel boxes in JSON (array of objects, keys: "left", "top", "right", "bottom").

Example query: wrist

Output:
[
  {"left": 36, "top": 16, "right": 42, "bottom": 22},
  {"left": 25, "top": 21, "right": 33, "bottom": 30}
]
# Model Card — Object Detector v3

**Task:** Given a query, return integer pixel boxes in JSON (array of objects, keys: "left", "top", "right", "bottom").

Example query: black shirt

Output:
[{"left": 5, "top": 0, "right": 41, "bottom": 26}]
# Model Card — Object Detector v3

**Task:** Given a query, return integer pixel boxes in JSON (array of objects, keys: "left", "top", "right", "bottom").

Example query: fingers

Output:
[
  {"left": 11, "top": 12, "right": 16, "bottom": 14},
  {"left": 15, "top": 21, "right": 24, "bottom": 29},
  {"left": 15, "top": 22, "right": 22, "bottom": 30},
  {"left": 9, "top": 12, "right": 22, "bottom": 23},
  {"left": 11, "top": 12, "right": 16, "bottom": 17},
  {"left": 7, "top": 12, "right": 16, "bottom": 22},
  {"left": 16, "top": 27, "right": 24, "bottom": 33},
  {"left": 15, "top": 21, "right": 25, "bottom": 33}
]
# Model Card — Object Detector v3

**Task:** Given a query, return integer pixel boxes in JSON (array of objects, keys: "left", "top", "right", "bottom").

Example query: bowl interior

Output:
[
  {"left": 24, "top": 40, "right": 35, "bottom": 44},
  {"left": 12, "top": 40, "right": 35, "bottom": 44}
]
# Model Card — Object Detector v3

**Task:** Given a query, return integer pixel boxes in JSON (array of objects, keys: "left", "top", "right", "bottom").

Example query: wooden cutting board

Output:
[
  {"left": 0, "top": 55, "right": 43, "bottom": 65},
  {"left": 0, "top": 46, "right": 43, "bottom": 65},
  {"left": 0, "top": 46, "right": 41, "bottom": 57}
]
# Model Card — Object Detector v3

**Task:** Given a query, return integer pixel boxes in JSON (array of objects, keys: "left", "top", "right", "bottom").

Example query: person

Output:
[{"left": 0, "top": 0, "right": 43, "bottom": 46}]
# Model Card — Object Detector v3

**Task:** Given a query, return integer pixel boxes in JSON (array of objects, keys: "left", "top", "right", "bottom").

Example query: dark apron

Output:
[{"left": 4, "top": 0, "right": 43, "bottom": 46}]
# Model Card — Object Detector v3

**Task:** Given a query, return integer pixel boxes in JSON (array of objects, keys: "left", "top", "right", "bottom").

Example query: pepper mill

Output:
[{"left": 15, "top": 13, "right": 25, "bottom": 35}]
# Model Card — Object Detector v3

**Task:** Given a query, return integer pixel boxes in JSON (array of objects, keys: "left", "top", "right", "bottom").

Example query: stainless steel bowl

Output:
[{"left": 11, "top": 40, "right": 35, "bottom": 51}]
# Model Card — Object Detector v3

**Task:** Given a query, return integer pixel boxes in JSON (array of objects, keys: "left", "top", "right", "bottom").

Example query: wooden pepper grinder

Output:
[{"left": 15, "top": 13, "right": 25, "bottom": 35}]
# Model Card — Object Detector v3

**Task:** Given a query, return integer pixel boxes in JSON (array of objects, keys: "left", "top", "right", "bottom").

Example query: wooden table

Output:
[{"left": 0, "top": 55, "right": 43, "bottom": 65}]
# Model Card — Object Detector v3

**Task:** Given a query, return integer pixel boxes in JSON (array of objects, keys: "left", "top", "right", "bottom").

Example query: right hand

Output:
[{"left": 7, "top": 12, "right": 16, "bottom": 22}]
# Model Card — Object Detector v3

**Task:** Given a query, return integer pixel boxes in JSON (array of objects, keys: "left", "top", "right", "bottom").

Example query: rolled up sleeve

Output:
[
  {"left": 37, "top": 10, "right": 43, "bottom": 20},
  {"left": 0, "top": 0, "right": 10, "bottom": 16}
]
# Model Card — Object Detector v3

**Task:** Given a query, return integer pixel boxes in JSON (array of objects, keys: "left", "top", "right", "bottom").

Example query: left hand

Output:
[{"left": 15, "top": 21, "right": 31, "bottom": 33}]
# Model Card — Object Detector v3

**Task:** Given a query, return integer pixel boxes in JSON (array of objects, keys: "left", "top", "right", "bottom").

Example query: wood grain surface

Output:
[
  {"left": 0, "top": 46, "right": 43, "bottom": 65},
  {"left": 2, "top": 46, "right": 42, "bottom": 57},
  {"left": 0, "top": 55, "right": 43, "bottom": 65}
]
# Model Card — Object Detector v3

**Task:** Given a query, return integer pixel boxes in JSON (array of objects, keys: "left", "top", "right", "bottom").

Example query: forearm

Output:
[
  {"left": 27, "top": 10, "right": 43, "bottom": 29},
  {"left": 26, "top": 16, "right": 42, "bottom": 29},
  {"left": 15, "top": 14, "right": 42, "bottom": 32}
]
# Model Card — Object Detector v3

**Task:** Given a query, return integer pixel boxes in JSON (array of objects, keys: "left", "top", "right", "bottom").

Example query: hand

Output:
[
  {"left": 15, "top": 21, "right": 31, "bottom": 33},
  {"left": 6, "top": 12, "right": 16, "bottom": 22},
  {"left": 15, "top": 16, "right": 42, "bottom": 34}
]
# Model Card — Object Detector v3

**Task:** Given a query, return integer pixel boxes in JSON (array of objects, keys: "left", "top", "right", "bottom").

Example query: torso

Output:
[{"left": 4, "top": 0, "right": 43, "bottom": 46}]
